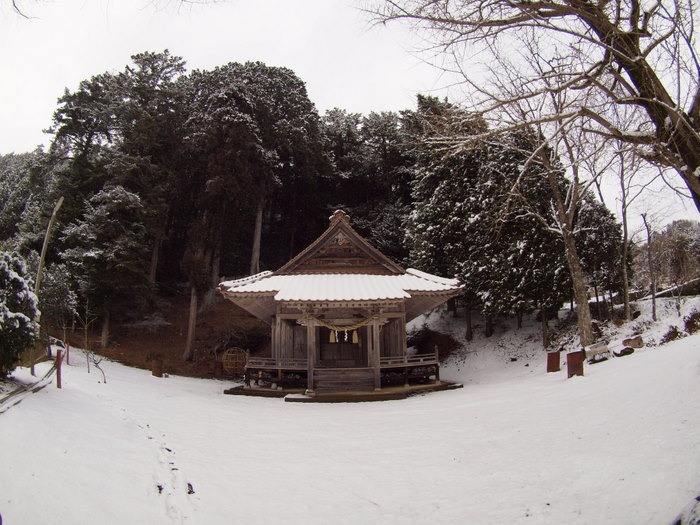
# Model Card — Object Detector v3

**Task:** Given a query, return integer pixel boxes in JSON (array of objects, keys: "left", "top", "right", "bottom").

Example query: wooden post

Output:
[
  {"left": 274, "top": 316, "right": 282, "bottom": 369},
  {"left": 434, "top": 345, "right": 440, "bottom": 384},
  {"left": 56, "top": 349, "right": 63, "bottom": 389},
  {"left": 305, "top": 319, "right": 316, "bottom": 395},
  {"left": 371, "top": 320, "right": 381, "bottom": 391},
  {"left": 567, "top": 350, "right": 585, "bottom": 378},
  {"left": 152, "top": 358, "right": 163, "bottom": 378}
]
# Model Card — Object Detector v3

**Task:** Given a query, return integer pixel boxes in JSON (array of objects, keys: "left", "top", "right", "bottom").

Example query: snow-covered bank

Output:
[{"left": 1, "top": 299, "right": 699, "bottom": 524}]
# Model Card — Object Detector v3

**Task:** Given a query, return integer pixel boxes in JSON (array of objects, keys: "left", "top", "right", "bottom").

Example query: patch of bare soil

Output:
[
  {"left": 407, "top": 326, "right": 462, "bottom": 361},
  {"left": 66, "top": 295, "right": 269, "bottom": 379}
]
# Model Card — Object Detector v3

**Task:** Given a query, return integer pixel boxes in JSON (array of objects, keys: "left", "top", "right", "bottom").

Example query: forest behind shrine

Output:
[{"left": 2, "top": 50, "right": 700, "bottom": 366}]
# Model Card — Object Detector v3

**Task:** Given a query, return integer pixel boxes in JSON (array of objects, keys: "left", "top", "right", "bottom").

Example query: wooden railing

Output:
[
  {"left": 246, "top": 357, "right": 307, "bottom": 369},
  {"left": 379, "top": 352, "right": 438, "bottom": 367},
  {"left": 247, "top": 352, "right": 438, "bottom": 370}
]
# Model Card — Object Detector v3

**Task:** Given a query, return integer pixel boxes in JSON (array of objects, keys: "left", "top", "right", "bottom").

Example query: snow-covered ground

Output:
[{"left": 2, "top": 297, "right": 699, "bottom": 524}]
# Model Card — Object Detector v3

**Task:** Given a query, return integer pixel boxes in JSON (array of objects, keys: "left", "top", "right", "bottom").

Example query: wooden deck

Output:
[
  {"left": 241, "top": 350, "right": 440, "bottom": 394},
  {"left": 224, "top": 380, "right": 463, "bottom": 402}
]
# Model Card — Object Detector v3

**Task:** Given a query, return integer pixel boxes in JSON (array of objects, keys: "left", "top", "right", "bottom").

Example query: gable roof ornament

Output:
[
  {"left": 275, "top": 209, "right": 404, "bottom": 275},
  {"left": 329, "top": 209, "right": 351, "bottom": 225}
]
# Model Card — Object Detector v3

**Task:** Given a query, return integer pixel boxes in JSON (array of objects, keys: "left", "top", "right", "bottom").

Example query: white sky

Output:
[
  {"left": 0, "top": 0, "right": 454, "bottom": 155},
  {"left": 0, "top": 0, "right": 696, "bottom": 226}
]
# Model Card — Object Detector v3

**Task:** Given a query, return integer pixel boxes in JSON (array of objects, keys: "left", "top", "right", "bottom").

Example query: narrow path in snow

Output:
[
  {"left": 140, "top": 420, "right": 198, "bottom": 522},
  {"left": 89, "top": 388, "right": 199, "bottom": 522}
]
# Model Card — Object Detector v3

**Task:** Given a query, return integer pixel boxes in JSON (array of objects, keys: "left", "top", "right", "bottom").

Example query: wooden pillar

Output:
[
  {"left": 434, "top": 345, "right": 440, "bottom": 384},
  {"left": 305, "top": 320, "right": 316, "bottom": 395},
  {"left": 400, "top": 311, "right": 407, "bottom": 360},
  {"left": 55, "top": 349, "right": 63, "bottom": 389},
  {"left": 273, "top": 316, "right": 282, "bottom": 367},
  {"left": 371, "top": 319, "right": 381, "bottom": 391}
]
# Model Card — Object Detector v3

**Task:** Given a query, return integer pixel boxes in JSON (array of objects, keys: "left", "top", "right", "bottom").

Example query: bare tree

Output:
[
  {"left": 612, "top": 144, "right": 662, "bottom": 320},
  {"left": 372, "top": 0, "right": 700, "bottom": 212},
  {"left": 75, "top": 300, "right": 97, "bottom": 374},
  {"left": 480, "top": 38, "right": 605, "bottom": 346},
  {"left": 641, "top": 212, "right": 659, "bottom": 320}
]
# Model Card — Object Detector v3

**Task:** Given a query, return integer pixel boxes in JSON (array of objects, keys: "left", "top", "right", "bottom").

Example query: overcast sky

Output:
[
  {"left": 0, "top": 0, "right": 455, "bottom": 155},
  {"left": 1, "top": 0, "right": 696, "bottom": 227}
]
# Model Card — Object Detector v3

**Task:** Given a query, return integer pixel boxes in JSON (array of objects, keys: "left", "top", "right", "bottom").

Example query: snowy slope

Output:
[{"left": 1, "top": 298, "right": 699, "bottom": 524}]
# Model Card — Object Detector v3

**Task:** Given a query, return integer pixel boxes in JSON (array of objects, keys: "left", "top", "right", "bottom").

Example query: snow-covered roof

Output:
[
  {"left": 220, "top": 269, "right": 460, "bottom": 302},
  {"left": 218, "top": 211, "right": 461, "bottom": 321}
]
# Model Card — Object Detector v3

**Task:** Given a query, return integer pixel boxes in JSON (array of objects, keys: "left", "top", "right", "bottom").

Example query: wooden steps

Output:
[{"left": 313, "top": 367, "right": 375, "bottom": 393}]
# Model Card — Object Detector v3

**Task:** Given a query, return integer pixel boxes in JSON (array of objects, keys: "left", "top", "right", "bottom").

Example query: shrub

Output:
[
  {"left": 0, "top": 252, "right": 39, "bottom": 375},
  {"left": 683, "top": 310, "right": 700, "bottom": 334},
  {"left": 659, "top": 325, "right": 684, "bottom": 345}
]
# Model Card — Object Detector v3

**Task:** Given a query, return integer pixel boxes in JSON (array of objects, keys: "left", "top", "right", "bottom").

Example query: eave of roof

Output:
[{"left": 219, "top": 270, "right": 461, "bottom": 303}]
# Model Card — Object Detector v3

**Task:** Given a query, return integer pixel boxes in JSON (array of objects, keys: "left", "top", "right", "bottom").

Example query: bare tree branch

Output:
[{"left": 370, "top": 0, "right": 700, "bottom": 211}]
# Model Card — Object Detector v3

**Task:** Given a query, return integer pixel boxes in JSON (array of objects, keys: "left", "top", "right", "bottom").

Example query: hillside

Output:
[
  {"left": 77, "top": 294, "right": 268, "bottom": 378},
  {"left": 79, "top": 289, "right": 700, "bottom": 384}
]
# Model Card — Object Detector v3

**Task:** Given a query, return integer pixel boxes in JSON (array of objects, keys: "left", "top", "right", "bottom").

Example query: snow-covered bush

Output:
[
  {"left": 683, "top": 310, "right": 700, "bottom": 335},
  {"left": 659, "top": 325, "right": 684, "bottom": 345},
  {"left": 0, "top": 251, "right": 39, "bottom": 375}
]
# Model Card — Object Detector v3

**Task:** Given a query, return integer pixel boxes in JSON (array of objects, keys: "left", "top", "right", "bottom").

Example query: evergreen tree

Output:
[
  {"left": 0, "top": 150, "right": 60, "bottom": 260},
  {"left": 0, "top": 152, "right": 35, "bottom": 242},
  {"left": 321, "top": 108, "right": 417, "bottom": 262},
  {"left": 322, "top": 108, "right": 364, "bottom": 186},
  {"left": 61, "top": 186, "right": 151, "bottom": 347},
  {"left": 0, "top": 252, "right": 39, "bottom": 375},
  {"left": 48, "top": 51, "right": 188, "bottom": 285},
  {"left": 225, "top": 62, "right": 330, "bottom": 268},
  {"left": 407, "top": 101, "right": 572, "bottom": 342},
  {"left": 576, "top": 195, "right": 625, "bottom": 316}
]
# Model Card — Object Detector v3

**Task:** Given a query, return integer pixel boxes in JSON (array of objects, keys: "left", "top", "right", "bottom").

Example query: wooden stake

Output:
[{"left": 56, "top": 349, "right": 63, "bottom": 389}]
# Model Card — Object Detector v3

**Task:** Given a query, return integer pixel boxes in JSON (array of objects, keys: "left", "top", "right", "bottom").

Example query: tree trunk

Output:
[
  {"left": 83, "top": 314, "right": 91, "bottom": 374},
  {"left": 149, "top": 235, "right": 163, "bottom": 285},
  {"left": 642, "top": 214, "right": 657, "bottom": 321},
  {"left": 541, "top": 308, "right": 550, "bottom": 349},
  {"left": 484, "top": 316, "right": 494, "bottom": 338},
  {"left": 621, "top": 252, "right": 631, "bottom": 321},
  {"left": 183, "top": 285, "right": 197, "bottom": 361},
  {"left": 516, "top": 310, "right": 523, "bottom": 329},
  {"left": 562, "top": 229, "right": 595, "bottom": 347},
  {"left": 620, "top": 206, "right": 632, "bottom": 321},
  {"left": 542, "top": 151, "right": 594, "bottom": 347},
  {"left": 447, "top": 297, "right": 457, "bottom": 317},
  {"left": 211, "top": 245, "right": 221, "bottom": 289},
  {"left": 465, "top": 307, "right": 473, "bottom": 341},
  {"left": 595, "top": 284, "right": 600, "bottom": 319},
  {"left": 249, "top": 198, "right": 265, "bottom": 275},
  {"left": 100, "top": 309, "right": 110, "bottom": 349}
]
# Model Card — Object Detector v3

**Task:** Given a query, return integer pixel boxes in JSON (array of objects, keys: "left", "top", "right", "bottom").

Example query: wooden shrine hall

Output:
[{"left": 219, "top": 210, "right": 462, "bottom": 399}]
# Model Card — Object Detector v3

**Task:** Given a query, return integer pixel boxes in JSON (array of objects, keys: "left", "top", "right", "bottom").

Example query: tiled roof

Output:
[{"left": 220, "top": 269, "right": 460, "bottom": 302}]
